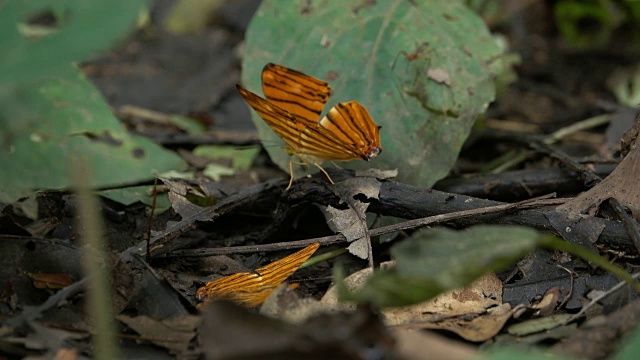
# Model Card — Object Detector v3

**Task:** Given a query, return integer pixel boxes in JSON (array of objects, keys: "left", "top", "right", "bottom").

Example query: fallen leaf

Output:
[
  {"left": 326, "top": 203, "right": 369, "bottom": 242},
  {"left": 117, "top": 314, "right": 201, "bottom": 353},
  {"left": 28, "top": 272, "right": 74, "bottom": 289},
  {"left": 384, "top": 273, "right": 517, "bottom": 342}
]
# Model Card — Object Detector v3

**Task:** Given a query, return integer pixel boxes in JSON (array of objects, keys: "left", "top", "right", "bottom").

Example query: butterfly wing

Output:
[
  {"left": 239, "top": 64, "right": 381, "bottom": 162},
  {"left": 195, "top": 272, "right": 264, "bottom": 306},
  {"left": 255, "top": 242, "right": 319, "bottom": 287},
  {"left": 236, "top": 85, "right": 308, "bottom": 151},
  {"left": 261, "top": 63, "right": 331, "bottom": 126},
  {"left": 237, "top": 85, "right": 358, "bottom": 160},
  {"left": 195, "top": 243, "right": 319, "bottom": 308},
  {"left": 317, "top": 101, "right": 382, "bottom": 160}
]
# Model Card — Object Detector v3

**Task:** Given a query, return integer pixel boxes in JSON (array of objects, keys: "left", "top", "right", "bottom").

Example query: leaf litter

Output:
[{"left": 4, "top": 0, "right": 640, "bottom": 359}]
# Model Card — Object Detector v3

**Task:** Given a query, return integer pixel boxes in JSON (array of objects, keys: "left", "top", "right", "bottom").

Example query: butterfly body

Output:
[{"left": 237, "top": 63, "right": 382, "bottom": 188}]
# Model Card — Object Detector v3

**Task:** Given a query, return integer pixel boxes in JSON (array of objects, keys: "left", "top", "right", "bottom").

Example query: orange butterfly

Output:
[
  {"left": 196, "top": 243, "right": 319, "bottom": 307},
  {"left": 237, "top": 63, "right": 382, "bottom": 189}
]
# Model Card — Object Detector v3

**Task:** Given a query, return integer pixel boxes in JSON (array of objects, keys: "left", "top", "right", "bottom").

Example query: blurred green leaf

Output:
[
  {"left": 203, "top": 163, "right": 236, "bottom": 181},
  {"left": 242, "top": 0, "right": 508, "bottom": 188},
  {"left": 393, "top": 226, "right": 541, "bottom": 286},
  {"left": 340, "top": 225, "right": 544, "bottom": 308},
  {"left": 507, "top": 315, "right": 574, "bottom": 336},
  {"left": 553, "top": 0, "right": 640, "bottom": 50},
  {"left": 554, "top": 0, "right": 615, "bottom": 49},
  {"left": 168, "top": 115, "right": 207, "bottom": 135},
  {"left": 99, "top": 185, "right": 171, "bottom": 211},
  {"left": 606, "top": 65, "right": 640, "bottom": 106},
  {"left": 0, "top": 0, "right": 147, "bottom": 82},
  {"left": 163, "top": 0, "right": 225, "bottom": 34},
  {"left": 0, "top": 0, "right": 186, "bottom": 218},
  {"left": 613, "top": 322, "right": 640, "bottom": 360},
  {"left": 340, "top": 223, "right": 638, "bottom": 308},
  {"left": 193, "top": 145, "right": 260, "bottom": 171}
]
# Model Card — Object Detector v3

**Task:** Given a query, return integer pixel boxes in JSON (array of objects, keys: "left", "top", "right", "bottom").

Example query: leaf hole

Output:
[{"left": 20, "top": 8, "right": 69, "bottom": 40}]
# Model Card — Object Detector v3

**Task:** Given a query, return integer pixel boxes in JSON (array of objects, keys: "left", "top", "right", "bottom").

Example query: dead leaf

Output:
[
  {"left": 117, "top": 314, "right": 201, "bottom": 353},
  {"left": 354, "top": 168, "right": 398, "bottom": 180},
  {"left": 337, "top": 176, "right": 381, "bottom": 200},
  {"left": 160, "top": 178, "right": 214, "bottom": 222},
  {"left": 325, "top": 269, "right": 515, "bottom": 342},
  {"left": 347, "top": 238, "right": 370, "bottom": 260},
  {"left": 384, "top": 273, "right": 516, "bottom": 342},
  {"left": 326, "top": 203, "right": 369, "bottom": 242},
  {"left": 532, "top": 287, "right": 561, "bottom": 316},
  {"left": 53, "top": 347, "right": 78, "bottom": 360},
  {"left": 28, "top": 272, "right": 74, "bottom": 289},
  {"left": 393, "top": 329, "right": 476, "bottom": 360},
  {"left": 557, "top": 116, "right": 640, "bottom": 221}
]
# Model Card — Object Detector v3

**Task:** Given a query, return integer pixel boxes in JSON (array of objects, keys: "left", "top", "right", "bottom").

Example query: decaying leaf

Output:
[
  {"left": 326, "top": 175, "right": 384, "bottom": 260},
  {"left": 384, "top": 273, "right": 517, "bottom": 342},
  {"left": 556, "top": 116, "right": 640, "bottom": 221},
  {"left": 292, "top": 267, "right": 518, "bottom": 342},
  {"left": 28, "top": 272, "right": 74, "bottom": 289},
  {"left": 326, "top": 203, "right": 369, "bottom": 242},
  {"left": 117, "top": 314, "right": 201, "bottom": 353}
]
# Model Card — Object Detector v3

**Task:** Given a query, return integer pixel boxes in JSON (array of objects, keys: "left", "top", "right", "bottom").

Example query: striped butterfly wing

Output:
[
  {"left": 195, "top": 272, "right": 264, "bottom": 307},
  {"left": 261, "top": 63, "right": 331, "bottom": 126},
  {"left": 254, "top": 242, "right": 319, "bottom": 288},
  {"left": 239, "top": 63, "right": 382, "bottom": 161},
  {"left": 195, "top": 243, "right": 319, "bottom": 307},
  {"left": 237, "top": 85, "right": 358, "bottom": 160},
  {"left": 317, "top": 101, "right": 382, "bottom": 160},
  {"left": 236, "top": 85, "right": 309, "bottom": 150}
]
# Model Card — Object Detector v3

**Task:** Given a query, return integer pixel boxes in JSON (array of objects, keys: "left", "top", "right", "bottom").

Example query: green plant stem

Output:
[
  {"left": 487, "top": 114, "right": 611, "bottom": 173},
  {"left": 72, "top": 159, "right": 119, "bottom": 360},
  {"left": 300, "top": 248, "right": 348, "bottom": 269}
]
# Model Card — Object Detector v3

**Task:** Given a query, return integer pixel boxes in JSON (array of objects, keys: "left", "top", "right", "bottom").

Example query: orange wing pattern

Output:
[
  {"left": 195, "top": 243, "right": 319, "bottom": 307},
  {"left": 237, "top": 63, "right": 382, "bottom": 162},
  {"left": 262, "top": 63, "right": 331, "bottom": 126}
]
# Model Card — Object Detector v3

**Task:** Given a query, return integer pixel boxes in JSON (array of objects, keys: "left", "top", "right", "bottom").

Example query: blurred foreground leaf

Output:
[
  {"left": 0, "top": 0, "right": 185, "bottom": 218},
  {"left": 339, "top": 224, "right": 639, "bottom": 308},
  {"left": 339, "top": 226, "right": 547, "bottom": 308}
]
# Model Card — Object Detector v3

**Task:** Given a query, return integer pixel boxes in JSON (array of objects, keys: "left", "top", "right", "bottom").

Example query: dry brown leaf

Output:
[
  {"left": 28, "top": 272, "right": 74, "bottom": 289},
  {"left": 117, "top": 314, "right": 201, "bottom": 353}
]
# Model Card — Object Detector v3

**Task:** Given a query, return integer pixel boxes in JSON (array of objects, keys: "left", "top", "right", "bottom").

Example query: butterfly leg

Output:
[
  {"left": 287, "top": 160, "right": 335, "bottom": 188},
  {"left": 313, "top": 162, "right": 336, "bottom": 185},
  {"left": 330, "top": 161, "right": 343, "bottom": 169},
  {"left": 287, "top": 160, "right": 296, "bottom": 190},
  {"left": 287, "top": 160, "right": 310, "bottom": 189}
]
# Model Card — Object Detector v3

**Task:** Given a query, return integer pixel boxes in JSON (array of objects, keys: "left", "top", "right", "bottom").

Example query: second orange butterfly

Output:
[{"left": 237, "top": 63, "right": 382, "bottom": 189}]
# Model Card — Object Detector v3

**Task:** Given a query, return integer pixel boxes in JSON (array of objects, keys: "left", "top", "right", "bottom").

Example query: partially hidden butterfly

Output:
[
  {"left": 237, "top": 63, "right": 382, "bottom": 189},
  {"left": 196, "top": 243, "right": 319, "bottom": 308}
]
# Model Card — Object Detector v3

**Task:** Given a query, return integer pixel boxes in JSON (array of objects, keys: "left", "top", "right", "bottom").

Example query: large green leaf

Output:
[
  {"left": 339, "top": 226, "right": 545, "bottom": 308},
  {"left": 0, "top": 1, "right": 186, "bottom": 218},
  {"left": 339, "top": 224, "right": 637, "bottom": 308},
  {"left": 0, "top": 0, "right": 146, "bottom": 82},
  {"left": 242, "top": 0, "right": 506, "bottom": 187}
]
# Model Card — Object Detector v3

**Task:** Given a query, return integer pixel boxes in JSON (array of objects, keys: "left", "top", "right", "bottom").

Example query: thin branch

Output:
[{"left": 161, "top": 194, "right": 564, "bottom": 258}]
